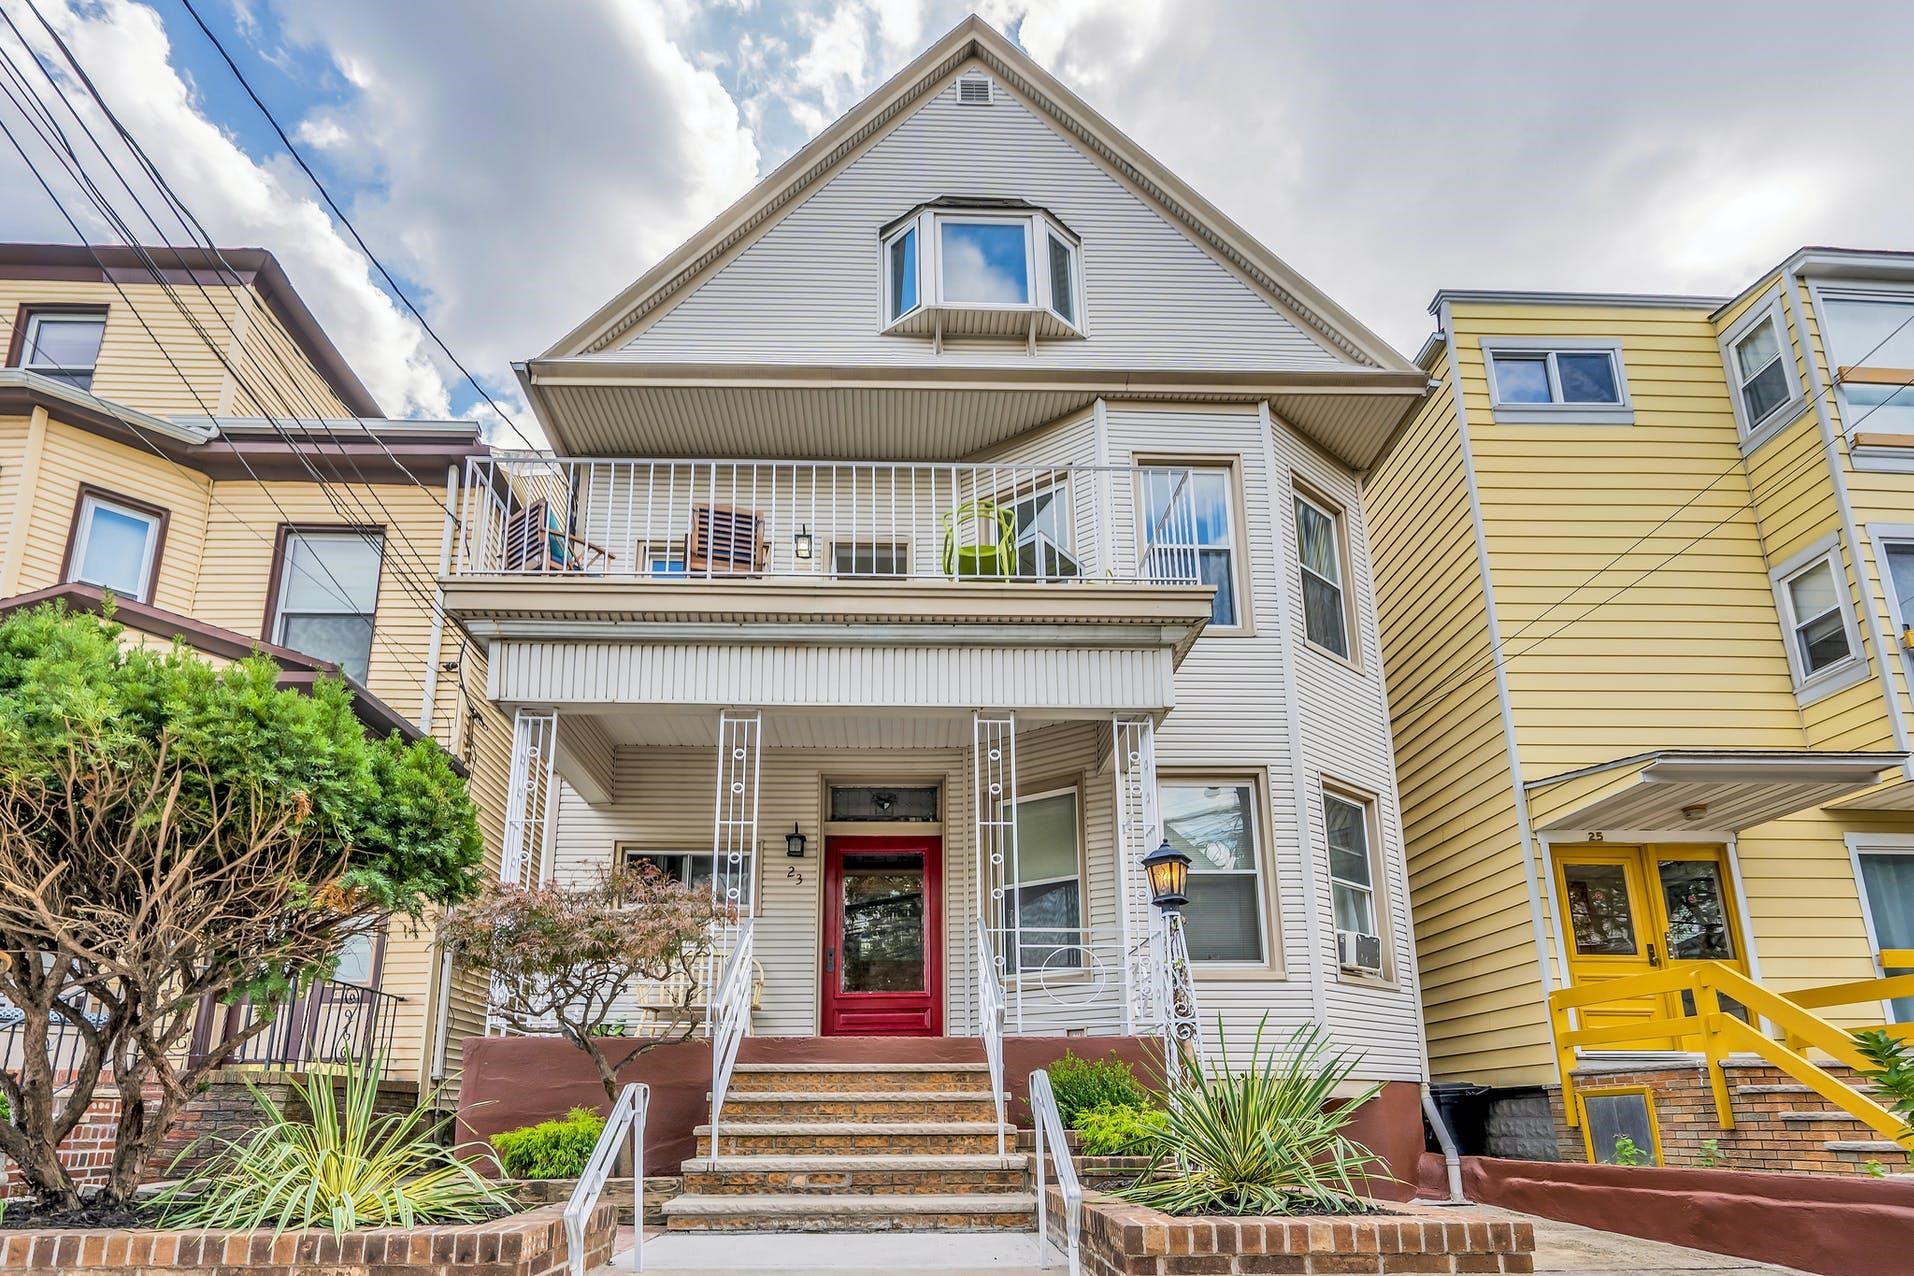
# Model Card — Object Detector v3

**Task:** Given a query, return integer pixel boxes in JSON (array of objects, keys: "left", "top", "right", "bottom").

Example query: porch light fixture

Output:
[
  {"left": 1682, "top": 803, "right": 1709, "bottom": 822},
  {"left": 794, "top": 525, "right": 814, "bottom": 560},
  {"left": 1142, "top": 838, "right": 1190, "bottom": 912},
  {"left": 785, "top": 823, "right": 808, "bottom": 858}
]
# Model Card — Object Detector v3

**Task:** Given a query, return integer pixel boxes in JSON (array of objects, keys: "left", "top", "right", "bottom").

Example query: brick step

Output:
[
  {"left": 680, "top": 1153, "right": 1028, "bottom": 1195},
  {"left": 725, "top": 1063, "right": 990, "bottom": 1095},
  {"left": 662, "top": 1192, "right": 1037, "bottom": 1233},
  {"left": 712, "top": 1091, "right": 1004, "bottom": 1123},
  {"left": 695, "top": 1121, "right": 1003, "bottom": 1157}
]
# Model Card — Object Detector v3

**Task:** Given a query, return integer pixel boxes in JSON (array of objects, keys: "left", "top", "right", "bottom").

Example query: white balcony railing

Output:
[{"left": 453, "top": 456, "right": 1207, "bottom": 586}]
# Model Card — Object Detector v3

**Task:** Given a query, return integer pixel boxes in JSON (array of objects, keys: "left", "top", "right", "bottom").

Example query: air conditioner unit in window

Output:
[{"left": 1336, "top": 929, "right": 1383, "bottom": 974}]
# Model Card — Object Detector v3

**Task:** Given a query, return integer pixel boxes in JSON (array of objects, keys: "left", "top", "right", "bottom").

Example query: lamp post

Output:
[{"left": 1140, "top": 837, "right": 1195, "bottom": 1084}]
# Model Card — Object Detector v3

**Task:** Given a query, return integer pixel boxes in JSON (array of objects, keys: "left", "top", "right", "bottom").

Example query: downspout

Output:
[{"left": 1420, "top": 1085, "right": 1470, "bottom": 1205}]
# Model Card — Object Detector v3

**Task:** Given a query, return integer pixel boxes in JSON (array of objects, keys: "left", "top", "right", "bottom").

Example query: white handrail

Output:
[
  {"left": 975, "top": 915, "right": 1007, "bottom": 1157},
  {"left": 565, "top": 1081, "right": 647, "bottom": 1276},
  {"left": 707, "top": 916, "right": 756, "bottom": 1167},
  {"left": 1030, "top": 1069, "right": 1082, "bottom": 1276}
]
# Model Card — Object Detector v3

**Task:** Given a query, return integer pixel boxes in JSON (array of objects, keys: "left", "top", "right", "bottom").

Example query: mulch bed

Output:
[{"left": 0, "top": 1199, "right": 160, "bottom": 1230}]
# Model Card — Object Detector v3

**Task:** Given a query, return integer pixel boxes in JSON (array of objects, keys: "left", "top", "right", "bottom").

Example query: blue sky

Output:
[{"left": 3, "top": 0, "right": 1913, "bottom": 434}]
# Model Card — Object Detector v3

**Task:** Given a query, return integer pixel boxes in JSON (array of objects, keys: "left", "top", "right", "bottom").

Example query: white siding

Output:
[{"left": 612, "top": 67, "right": 1346, "bottom": 373}]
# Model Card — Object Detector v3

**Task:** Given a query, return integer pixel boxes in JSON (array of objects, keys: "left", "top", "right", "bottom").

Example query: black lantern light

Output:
[
  {"left": 794, "top": 525, "right": 815, "bottom": 560},
  {"left": 785, "top": 823, "right": 808, "bottom": 858},
  {"left": 1141, "top": 838, "right": 1190, "bottom": 911}
]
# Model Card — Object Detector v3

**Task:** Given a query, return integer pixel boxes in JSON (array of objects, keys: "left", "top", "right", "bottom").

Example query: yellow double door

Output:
[{"left": 1554, "top": 844, "right": 1749, "bottom": 1048}]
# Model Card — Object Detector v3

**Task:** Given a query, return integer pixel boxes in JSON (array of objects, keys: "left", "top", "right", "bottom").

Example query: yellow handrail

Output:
[{"left": 1546, "top": 959, "right": 1910, "bottom": 1146}]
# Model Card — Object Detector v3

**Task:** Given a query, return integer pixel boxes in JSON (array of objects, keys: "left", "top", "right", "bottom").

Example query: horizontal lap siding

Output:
[
  {"left": 1368, "top": 368, "right": 1546, "bottom": 1084},
  {"left": 228, "top": 291, "right": 354, "bottom": 419},
  {"left": 0, "top": 279, "right": 236, "bottom": 416}
]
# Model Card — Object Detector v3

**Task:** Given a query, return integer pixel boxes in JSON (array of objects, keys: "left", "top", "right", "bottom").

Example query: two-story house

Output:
[
  {"left": 439, "top": 17, "right": 1435, "bottom": 1226},
  {"left": 1371, "top": 248, "right": 1914, "bottom": 1172},
  {"left": 0, "top": 242, "right": 497, "bottom": 1095}
]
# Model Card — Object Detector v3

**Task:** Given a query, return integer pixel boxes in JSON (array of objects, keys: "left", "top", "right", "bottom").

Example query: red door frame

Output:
[{"left": 821, "top": 834, "right": 943, "bottom": 1036}]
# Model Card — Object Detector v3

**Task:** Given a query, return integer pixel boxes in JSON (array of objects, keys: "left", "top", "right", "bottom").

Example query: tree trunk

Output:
[{"left": 8, "top": 1136, "right": 81, "bottom": 1212}]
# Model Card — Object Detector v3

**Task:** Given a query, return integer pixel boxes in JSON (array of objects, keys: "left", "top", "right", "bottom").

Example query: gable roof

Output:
[{"left": 543, "top": 16, "right": 1412, "bottom": 376}]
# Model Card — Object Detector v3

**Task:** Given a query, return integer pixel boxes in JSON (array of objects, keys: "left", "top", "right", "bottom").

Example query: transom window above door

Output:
[
  {"left": 1482, "top": 339, "right": 1633, "bottom": 423},
  {"left": 881, "top": 200, "right": 1082, "bottom": 341}
]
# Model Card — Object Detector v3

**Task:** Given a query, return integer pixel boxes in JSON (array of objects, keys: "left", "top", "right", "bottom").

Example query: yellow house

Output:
[
  {"left": 1370, "top": 247, "right": 1914, "bottom": 1163},
  {"left": 0, "top": 242, "right": 503, "bottom": 1093}
]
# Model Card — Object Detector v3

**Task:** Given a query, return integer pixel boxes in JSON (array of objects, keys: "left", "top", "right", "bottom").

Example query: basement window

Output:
[{"left": 881, "top": 201, "right": 1082, "bottom": 343}]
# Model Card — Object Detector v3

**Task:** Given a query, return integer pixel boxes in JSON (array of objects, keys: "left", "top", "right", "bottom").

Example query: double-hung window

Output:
[
  {"left": 17, "top": 309, "right": 105, "bottom": 390},
  {"left": 1771, "top": 543, "right": 1860, "bottom": 694},
  {"left": 1324, "top": 790, "right": 1379, "bottom": 940},
  {"left": 1294, "top": 490, "right": 1350, "bottom": 658},
  {"left": 66, "top": 488, "right": 164, "bottom": 602},
  {"left": 1005, "top": 788, "right": 1082, "bottom": 974},
  {"left": 1820, "top": 291, "right": 1914, "bottom": 437},
  {"left": 1160, "top": 780, "right": 1267, "bottom": 964},
  {"left": 1141, "top": 466, "right": 1240, "bottom": 627},
  {"left": 1482, "top": 339, "right": 1632, "bottom": 423},
  {"left": 620, "top": 846, "right": 756, "bottom": 909},
  {"left": 271, "top": 529, "right": 382, "bottom": 684},
  {"left": 1721, "top": 295, "right": 1801, "bottom": 442}
]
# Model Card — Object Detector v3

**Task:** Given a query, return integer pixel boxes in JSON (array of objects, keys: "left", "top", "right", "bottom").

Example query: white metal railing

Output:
[
  {"left": 1155, "top": 912, "right": 1205, "bottom": 1084},
  {"left": 1030, "top": 1068, "right": 1082, "bottom": 1276},
  {"left": 454, "top": 456, "right": 1204, "bottom": 586},
  {"left": 986, "top": 925, "right": 1146, "bottom": 1038},
  {"left": 975, "top": 916, "right": 1008, "bottom": 1158},
  {"left": 706, "top": 916, "right": 756, "bottom": 1167},
  {"left": 565, "top": 1081, "right": 647, "bottom": 1276}
]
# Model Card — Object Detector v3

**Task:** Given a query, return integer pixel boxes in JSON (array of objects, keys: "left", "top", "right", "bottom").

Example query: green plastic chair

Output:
[{"left": 943, "top": 499, "right": 1017, "bottom": 579}]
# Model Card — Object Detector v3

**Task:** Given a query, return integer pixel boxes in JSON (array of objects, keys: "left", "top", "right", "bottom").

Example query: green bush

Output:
[
  {"left": 1047, "top": 1050, "right": 1151, "bottom": 1126},
  {"left": 492, "top": 1108, "right": 606, "bottom": 1179},
  {"left": 1072, "top": 1103, "right": 1168, "bottom": 1156}
]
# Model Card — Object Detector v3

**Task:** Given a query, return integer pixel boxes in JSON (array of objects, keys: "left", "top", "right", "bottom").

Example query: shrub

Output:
[
  {"left": 1609, "top": 1135, "right": 1649, "bottom": 1167},
  {"left": 493, "top": 1108, "right": 606, "bottom": 1179},
  {"left": 1072, "top": 1103, "right": 1168, "bottom": 1156},
  {"left": 1046, "top": 1050, "right": 1151, "bottom": 1126},
  {"left": 1113, "top": 1017, "right": 1383, "bottom": 1217},
  {"left": 1854, "top": 1028, "right": 1914, "bottom": 1144},
  {"left": 155, "top": 1060, "right": 511, "bottom": 1234}
]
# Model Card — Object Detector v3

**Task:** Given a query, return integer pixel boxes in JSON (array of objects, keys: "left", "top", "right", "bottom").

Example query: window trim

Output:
[
  {"left": 1134, "top": 453, "right": 1252, "bottom": 636},
  {"left": 1159, "top": 771, "right": 1280, "bottom": 974},
  {"left": 262, "top": 523, "right": 385, "bottom": 684},
  {"left": 1718, "top": 288, "right": 1805, "bottom": 450},
  {"left": 1001, "top": 779, "right": 1089, "bottom": 982},
  {"left": 8, "top": 304, "right": 107, "bottom": 389},
  {"left": 1768, "top": 535, "right": 1866, "bottom": 702},
  {"left": 61, "top": 484, "right": 169, "bottom": 604},
  {"left": 1842, "top": 832, "right": 1914, "bottom": 1024},
  {"left": 879, "top": 205, "right": 1083, "bottom": 335},
  {"left": 1480, "top": 336, "right": 1635, "bottom": 424},
  {"left": 1810, "top": 281, "right": 1914, "bottom": 440},
  {"left": 1291, "top": 480, "right": 1358, "bottom": 667},
  {"left": 617, "top": 844, "right": 760, "bottom": 916},
  {"left": 1319, "top": 780, "right": 1395, "bottom": 986}
]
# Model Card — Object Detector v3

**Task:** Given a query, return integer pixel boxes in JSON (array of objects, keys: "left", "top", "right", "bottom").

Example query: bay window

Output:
[{"left": 881, "top": 202, "right": 1081, "bottom": 336}]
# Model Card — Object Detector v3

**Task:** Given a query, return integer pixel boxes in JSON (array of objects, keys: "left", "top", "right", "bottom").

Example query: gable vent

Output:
[{"left": 957, "top": 75, "right": 993, "bottom": 106}]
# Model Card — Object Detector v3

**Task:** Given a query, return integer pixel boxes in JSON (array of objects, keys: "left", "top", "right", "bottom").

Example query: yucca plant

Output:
[
  {"left": 155, "top": 1059, "right": 513, "bottom": 1235},
  {"left": 1113, "top": 1018, "right": 1384, "bottom": 1216}
]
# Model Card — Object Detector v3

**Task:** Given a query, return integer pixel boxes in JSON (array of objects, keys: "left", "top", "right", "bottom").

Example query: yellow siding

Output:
[
  {"left": 228, "top": 289, "right": 355, "bottom": 421},
  {"left": 0, "top": 278, "right": 238, "bottom": 416}
]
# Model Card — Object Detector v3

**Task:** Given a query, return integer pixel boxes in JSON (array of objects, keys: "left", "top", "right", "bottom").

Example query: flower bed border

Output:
[
  {"left": 0, "top": 1201, "right": 614, "bottom": 1276},
  {"left": 1067, "top": 1189, "right": 1534, "bottom": 1274}
]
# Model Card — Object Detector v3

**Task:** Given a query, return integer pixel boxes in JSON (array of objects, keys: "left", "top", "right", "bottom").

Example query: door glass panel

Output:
[
  {"left": 1563, "top": 863, "right": 1639, "bottom": 956},
  {"left": 1657, "top": 859, "right": 1736, "bottom": 960},
  {"left": 840, "top": 852, "right": 925, "bottom": 993},
  {"left": 1859, "top": 852, "right": 1914, "bottom": 1021}
]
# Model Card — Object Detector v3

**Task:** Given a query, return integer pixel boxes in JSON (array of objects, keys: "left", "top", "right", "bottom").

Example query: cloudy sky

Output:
[{"left": 2, "top": 0, "right": 1911, "bottom": 429}]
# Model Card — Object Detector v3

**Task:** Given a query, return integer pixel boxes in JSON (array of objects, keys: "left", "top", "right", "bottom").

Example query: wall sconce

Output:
[
  {"left": 794, "top": 525, "right": 814, "bottom": 560},
  {"left": 785, "top": 823, "right": 808, "bottom": 858}
]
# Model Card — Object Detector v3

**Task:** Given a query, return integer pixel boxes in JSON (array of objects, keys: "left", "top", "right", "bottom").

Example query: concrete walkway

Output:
[{"left": 1477, "top": 1208, "right": 1810, "bottom": 1275}]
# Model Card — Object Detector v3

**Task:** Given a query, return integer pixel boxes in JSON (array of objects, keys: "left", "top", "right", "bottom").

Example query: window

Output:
[
  {"left": 1721, "top": 297, "right": 1800, "bottom": 441},
  {"left": 885, "top": 224, "right": 919, "bottom": 322},
  {"left": 1294, "top": 491, "right": 1349, "bottom": 658},
  {"left": 1855, "top": 846, "right": 1914, "bottom": 1021},
  {"left": 833, "top": 542, "right": 909, "bottom": 578},
  {"left": 1821, "top": 292, "right": 1914, "bottom": 435},
  {"left": 271, "top": 529, "right": 383, "bottom": 684},
  {"left": 941, "top": 220, "right": 1030, "bottom": 305},
  {"left": 644, "top": 543, "right": 687, "bottom": 578},
  {"left": 1141, "top": 466, "right": 1239, "bottom": 627},
  {"left": 827, "top": 785, "right": 940, "bottom": 822},
  {"left": 620, "top": 847, "right": 756, "bottom": 909},
  {"left": 1160, "top": 780, "right": 1266, "bottom": 963},
  {"left": 1482, "top": 340, "right": 1631, "bottom": 423},
  {"left": 17, "top": 310, "right": 105, "bottom": 390},
  {"left": 66, "top": 489, "right": 163, "bottom": 602},
  {"left": 1004, "top": 788, "right": 1082, "bottom": 974},
  {"left": 1003, "top": 481, "right": 1079, "bottom": 579},
  {"left": 880, "top": 204, "right": 1080, "bottom": 333},
  {"left": 1323, "top": 790, "right": 1379, "bottom": 940},
  {"left": 1771, "top": 546, "right": 1858, "bottom": 690}
]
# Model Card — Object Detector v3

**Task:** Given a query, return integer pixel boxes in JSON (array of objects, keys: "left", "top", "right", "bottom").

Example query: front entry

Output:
[
  {"left": 822, "top": 835, "right": 942, "bottom": 1035},
  {"left": 1554, "top": 843, "right": 1749, "bottom": 1048}
]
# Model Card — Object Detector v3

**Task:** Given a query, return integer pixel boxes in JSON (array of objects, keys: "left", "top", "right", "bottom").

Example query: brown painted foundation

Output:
[{"left": 1418, "top": 1153, "right": 1914, "bottom": 1276}]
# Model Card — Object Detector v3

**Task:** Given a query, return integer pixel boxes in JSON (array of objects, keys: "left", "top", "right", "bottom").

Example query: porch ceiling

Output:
[
  {"left": 588, "top": 708, "right": 991, "bottom": 750},
  {"left": 1527, "top": 749, "right": 1905, "bottom": 834}
]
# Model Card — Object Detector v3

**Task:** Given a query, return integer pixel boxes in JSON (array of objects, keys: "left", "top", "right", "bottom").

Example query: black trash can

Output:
[{"left": 1426, "top": 1083, "right": 1491, "bottom": 1157}]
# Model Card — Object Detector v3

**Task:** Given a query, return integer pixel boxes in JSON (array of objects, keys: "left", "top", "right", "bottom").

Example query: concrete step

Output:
[
  {"left": 695, "top": 1121, "right": 1004, "bottom": 1157},
  {"left": 681, "top": 1153, "right": 1028, "bottom": 1196},
  {"left": 1777, "top": 1110, "right": 1873, "bottom": 1123},
  {"left": 662, "top": 1191, "right": 1038, "bottom": 1233},
  {"left": 713, "top": 1091, "right": 1004, "bottom": 1123},
  {"left": 726, "top": 1063, "right": 991, "bottom": 1095},
  {"left": 1826, "top": 1139, "right": 1905, "bottom": 1153}
]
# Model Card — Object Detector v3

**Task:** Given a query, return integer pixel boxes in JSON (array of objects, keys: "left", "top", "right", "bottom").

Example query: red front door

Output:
[{"left": 821, "top": 835, "right": 942, "bottom": 1035}]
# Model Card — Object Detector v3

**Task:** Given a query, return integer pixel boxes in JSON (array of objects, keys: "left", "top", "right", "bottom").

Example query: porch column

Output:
[
  {"left": 973, "top": 711, "right": 1019, "bottom": 1028},
  {"left": 1113, "top": 714, "right": 1202, "bottom": 1073},
  {"left": 501, "top": 708, "right": 558, "bottom": 888},
  {"left": 711, "top": 709, "right": 762, "bottom": 920}
]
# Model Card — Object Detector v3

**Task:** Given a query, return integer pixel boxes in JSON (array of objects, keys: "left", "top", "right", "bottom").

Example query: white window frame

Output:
[
  {"left": 1718, "top": 288, "right": 1804, "bottom": 449},
  {"left": 1137, "top": 459, "right": 1248, "bottom": 633},
  {"left": 880, "top": 205, "right": 1083, "bottom": 334},
  {"left": 1158, "top": 775, "right": 1273, "bottom": 969},
  {"left": 1001, "top": 783, "right": 1086, "bottom": 979},
  {"left": 1320, "top": 782, "right": 1392, "bottom": 983},
  {"left": 1768, "top": 535, "right": 1866, "bottom": 702},
  {"left": 1292, "top": 484, "right": 1355, "bottom": 663},
  {"left": 1811, "top": 282, "right": 1914, "bottom": 442},
  {"left": 67, "top": 490, "right": 162, "bottom": 602},
  {"left": 271, "top": 528, "right": 384, "bottom": 684},
  {"left": 1843, "top": 833, "right": 1914, "bottom": 1024},
  {"left": 831, "top": 540, "right": 911, "bottom": 579},
  {"left": 20, "top": 310, "right": 105, "bottom": 389},
  {"left": 619, "top": 845, "right": 759, "bottom": 913},
  {"left": 1480, "top": 336, "right": 1634, "bottom": 424}
]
